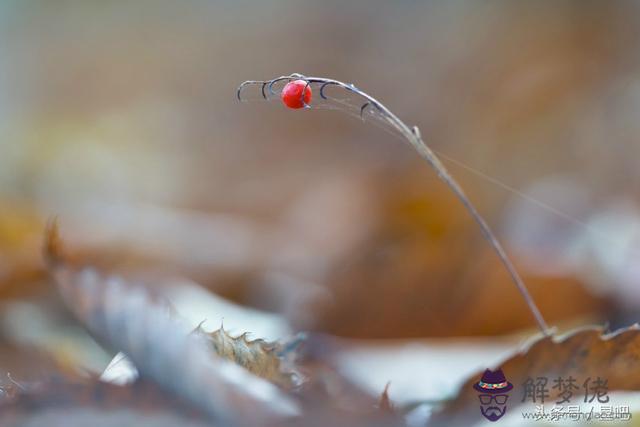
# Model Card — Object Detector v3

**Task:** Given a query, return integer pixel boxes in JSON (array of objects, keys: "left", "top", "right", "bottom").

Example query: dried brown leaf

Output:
[
  {"left": 377, "top": 382, "right": 394, "bottom": 414},
  {"left": 0, "top": 376, "right": 213, "bottom": 427},
  {"left": 200, "top": 326, "right": 302, "bottom": 389},
  {"left": 310, "top": 173, "right": 607, "bottom": 338},
  {"left": 43, "top": 221, "right": 300, "bottom": 426},
  {"left": 430, "top": 324, "right": 640, "bottom": 426}
]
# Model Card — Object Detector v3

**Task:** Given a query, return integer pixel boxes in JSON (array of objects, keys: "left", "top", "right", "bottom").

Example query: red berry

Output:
[{"left": 281, "top": 80, "right": 312, "bottom": 109}]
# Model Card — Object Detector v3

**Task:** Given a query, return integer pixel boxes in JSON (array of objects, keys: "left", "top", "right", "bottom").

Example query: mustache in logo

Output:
[{"left": 481, "top": 405, "right": 506, "bottom": 421}]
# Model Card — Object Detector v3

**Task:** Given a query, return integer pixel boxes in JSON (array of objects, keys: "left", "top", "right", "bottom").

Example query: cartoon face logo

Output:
[{"left": 473, "top": 368, "right": 513, "bottom": 422}]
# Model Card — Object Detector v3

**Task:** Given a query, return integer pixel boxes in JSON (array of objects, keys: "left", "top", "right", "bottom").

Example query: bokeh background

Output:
[{"left": 2, "top": 0, "right": 640, "bottom": 409}]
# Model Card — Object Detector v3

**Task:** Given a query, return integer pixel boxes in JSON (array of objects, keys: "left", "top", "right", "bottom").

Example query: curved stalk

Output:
[{"left": 238, "top": 73, "right": 550, "bottom": 335}]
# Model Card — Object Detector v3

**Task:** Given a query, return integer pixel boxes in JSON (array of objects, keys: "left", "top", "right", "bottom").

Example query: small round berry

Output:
[{"left": 281, "top": 80, "right": 312, "bottom": 109}]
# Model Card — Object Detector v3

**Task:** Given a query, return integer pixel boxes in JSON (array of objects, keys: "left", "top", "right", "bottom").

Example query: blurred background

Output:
[{"left": 1, "top": 0, "right": 640, "bottom": 411}]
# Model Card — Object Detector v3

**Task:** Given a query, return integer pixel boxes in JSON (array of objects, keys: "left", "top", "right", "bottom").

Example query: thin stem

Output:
[
  {"left": 408, "top": 127, "right": 550, "bottom": 334},
  {"left": 238, "top": 74, "right": 550, "bottom": 335}
]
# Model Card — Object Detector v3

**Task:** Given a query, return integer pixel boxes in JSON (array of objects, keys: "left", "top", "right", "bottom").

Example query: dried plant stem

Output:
[
  {"left": 238, "top": 74, "right": 550, "bottom": 335},
  {"left": 407, "top": 126, "right": 550, "bottom": 335}
]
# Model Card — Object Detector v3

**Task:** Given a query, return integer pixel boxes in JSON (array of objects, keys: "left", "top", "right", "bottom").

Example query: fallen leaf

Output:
[
  {"left": 0, "top": 204, "right": 47, "bottom": 299},
  {"left": 307, "top": 169, "right": 608, "bottom": 338},
  {"left": 43, "top": 221, "right": 300, "bottom": 426},
  {"left": 377, "top": 382, "right": 394, "bottom": 414},
  {"left": 0, "top": 376, "right": 213, "bottom": 427},
  {"left": 430, "top": 324, "right": 640, "bottom": 426},
  {"left": 199, "top": 326, "right": 303, "bottom": 389}
]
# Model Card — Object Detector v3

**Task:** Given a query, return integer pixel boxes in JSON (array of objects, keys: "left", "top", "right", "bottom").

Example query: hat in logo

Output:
[{"left": 473, "top": 369, "right": 513, "bottom": 394}]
